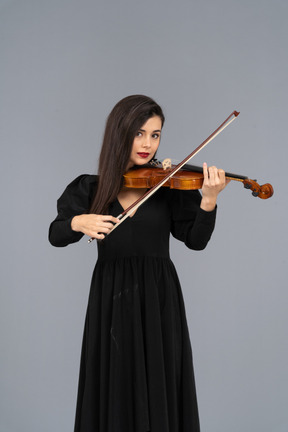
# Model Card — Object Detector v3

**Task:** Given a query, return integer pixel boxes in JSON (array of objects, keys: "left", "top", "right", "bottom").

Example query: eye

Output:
[
  {"left": 136, "top": 131, "right": 142, "bottom": 137},
  {"left": 152, "top": 133, "right": 160, "bottom": 139}
]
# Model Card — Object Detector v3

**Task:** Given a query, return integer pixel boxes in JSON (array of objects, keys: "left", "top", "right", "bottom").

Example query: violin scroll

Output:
[{"left": 243, "top": 179, "right": 274, "bottom": 199}]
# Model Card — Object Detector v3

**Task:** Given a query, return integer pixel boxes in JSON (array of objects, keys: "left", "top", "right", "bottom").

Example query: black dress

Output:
[{"left": 49, "top": 174, "right": 217, "bottom": 432}]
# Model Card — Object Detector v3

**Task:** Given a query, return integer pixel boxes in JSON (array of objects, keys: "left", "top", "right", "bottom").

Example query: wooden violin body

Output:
[
  {"left": 124, "top": 166, "right": 203, "bottom": 190},
  {"left": 123, "top": 164, "right": 274, "bottom": 199}
]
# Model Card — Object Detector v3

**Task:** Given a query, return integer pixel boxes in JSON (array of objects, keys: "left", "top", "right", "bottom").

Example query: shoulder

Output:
[
  {"left": 56, "top": 174, "right": 98, "bottom": 213},
  {"left": 63, "top": 174, "right": 98, "bottom": 195},
  {"left": 65, "top": 174, "right": 98, "bottom": 188}
]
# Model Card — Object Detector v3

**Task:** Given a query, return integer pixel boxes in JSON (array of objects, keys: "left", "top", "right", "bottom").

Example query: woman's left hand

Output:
[{"left": 200, "top": 162, "right": 230, "bottom": 211}]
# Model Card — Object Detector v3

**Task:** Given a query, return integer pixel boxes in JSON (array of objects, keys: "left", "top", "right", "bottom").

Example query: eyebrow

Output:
[{"left": 139, "top": 128, "right": 161, "bottom": 133}]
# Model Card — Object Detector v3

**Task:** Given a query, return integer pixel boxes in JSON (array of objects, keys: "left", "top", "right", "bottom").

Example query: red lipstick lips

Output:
[{"left": 137, "top": 153, "right": 149, "bottom": 158}]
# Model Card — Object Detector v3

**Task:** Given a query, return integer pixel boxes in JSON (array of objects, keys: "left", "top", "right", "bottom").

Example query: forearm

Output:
[
  {"left": 185, "top": 206, "right": 217, "bottom": 250},
  {"left": 49, "top": 217, "right": 84, "bottom": 247}
]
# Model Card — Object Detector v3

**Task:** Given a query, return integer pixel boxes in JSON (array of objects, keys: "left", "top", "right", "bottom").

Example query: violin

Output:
[
  {"left": 88, "top": 110, "right": 273, "bottom": 242},
  {"left": 123, "top": 162, "right": 274, "bottom": 200}
]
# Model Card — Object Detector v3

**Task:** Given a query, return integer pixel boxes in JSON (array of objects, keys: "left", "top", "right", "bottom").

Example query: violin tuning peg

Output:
[{"left": 242, "top": 179, "right": 273, "bottom": 200}]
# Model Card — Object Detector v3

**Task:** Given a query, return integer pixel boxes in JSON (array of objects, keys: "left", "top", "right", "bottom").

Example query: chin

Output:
[{"left": 139, "top": 156, "right": 153, "bottom": 164}]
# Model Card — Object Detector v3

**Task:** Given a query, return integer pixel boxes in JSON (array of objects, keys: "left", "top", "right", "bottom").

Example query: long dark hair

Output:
[{"left": 90, "top": 95, "right": 165, "bottom": 214}]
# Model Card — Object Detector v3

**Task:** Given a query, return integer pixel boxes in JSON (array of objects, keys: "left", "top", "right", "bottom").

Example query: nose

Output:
[{"left": 142, "top": 135, "right": 151, "bottom": 148}]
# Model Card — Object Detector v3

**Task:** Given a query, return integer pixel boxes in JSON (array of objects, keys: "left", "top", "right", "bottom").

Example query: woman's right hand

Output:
[{"left": 71, "top": 214, "right": 120, "bottom": 240}]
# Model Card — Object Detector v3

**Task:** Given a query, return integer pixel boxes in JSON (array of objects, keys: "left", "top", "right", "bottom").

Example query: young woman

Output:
[{"left": 49, "top": 95, "right": 228, "bottom": 432}]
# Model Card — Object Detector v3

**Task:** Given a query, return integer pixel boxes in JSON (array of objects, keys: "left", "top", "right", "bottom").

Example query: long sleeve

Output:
[
  {"left": 169, "top": 189, "right": 217, "bottom": 250},
  {"left": 48, "top": 174, "right": 98, "bottom": 247}
]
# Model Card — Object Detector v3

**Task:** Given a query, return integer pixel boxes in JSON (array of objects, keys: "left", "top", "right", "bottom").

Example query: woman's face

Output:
[{"left": 127, "top": 115, "right": 162, "bottom": 169}]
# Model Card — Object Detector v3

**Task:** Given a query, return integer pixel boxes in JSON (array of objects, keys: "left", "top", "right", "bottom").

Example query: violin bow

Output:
[{"left": 88, "top": 110, "right": 239, "bottom": 242}]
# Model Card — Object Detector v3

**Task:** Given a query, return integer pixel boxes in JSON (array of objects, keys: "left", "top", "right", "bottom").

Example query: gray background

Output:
[{"left": 1, "top": 0, "right": 287, "bottom": 431}]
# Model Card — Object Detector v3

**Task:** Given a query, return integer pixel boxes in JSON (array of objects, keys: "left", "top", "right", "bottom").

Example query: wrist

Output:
[
  {"left": 71, "top": 215, "right": 81, "bottom": 232},
  {"left": 200, "top": 197, "right": 217, "bottom": 212}
]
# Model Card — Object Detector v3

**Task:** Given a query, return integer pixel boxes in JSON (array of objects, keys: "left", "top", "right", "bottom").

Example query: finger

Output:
[
  {"left": 94, "top": 223, "right": 115, "bottom": 233},
  {"left": 212, "top": 166, "right": 226, "bottom": 185},
  {"left": 93, "top": 216, "right": 120, "bottom": 231},
  {"left": 218, "top": 168, "right": 226, "bottom": 185},
  {"left": 203, "top": 162, "right": 209, "bottom": 182},
  {"left": 101, "top": 215, "right": 120, "bottom": 224},
  {"left": 208, "top": 166, "right": 217, "bottom": 185},
  {"left": 93, "top": 233, "right": 105, "bottom": 240},
  {"left": 92, "top": 219, "right": 120, "bottom": 239},
  {"left": 218, "top": 168, "right": 225, "bottom": 179}
]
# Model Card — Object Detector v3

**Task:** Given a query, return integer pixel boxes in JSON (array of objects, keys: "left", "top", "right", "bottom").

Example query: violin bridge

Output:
[{"left": 162, "top": 158, "right": 172, "bottom": 170}]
